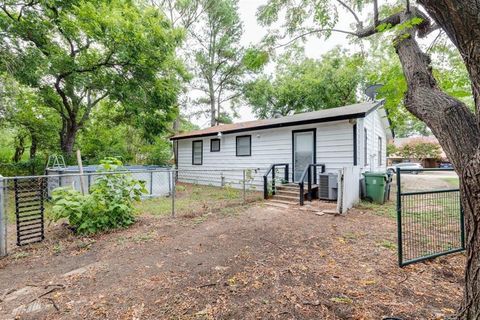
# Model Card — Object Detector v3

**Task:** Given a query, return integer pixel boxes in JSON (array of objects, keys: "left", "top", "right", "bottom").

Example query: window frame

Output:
[
  {"left": 378, "top": 136, "right": 383, "bottom": 166},
  {"left": 192, "top": 140, "right": 203, "bottom": 165},
  {"left": 236, "top": 135, "right": 252, "bottom": 157},
  {"left": 210, "top": 138, "right": 221, "bottom": 152}
]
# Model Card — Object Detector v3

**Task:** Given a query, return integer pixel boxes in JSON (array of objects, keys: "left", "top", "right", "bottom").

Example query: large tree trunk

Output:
[
  {"left": 418, "top": 0, "right": 480, "bottom": 118},
  {"left": 29, "top": 135, "right": 37, "bottom": 160},
  {"left": 403, "top": 2, "right": 480, "bottom": 317},
  {"left": 60, "top": 120, "right": 78, "bottom": 157},
  {"left": 12, "top": 134, "right": 25, "bottom": 163},
  {"left": 394, "top": 28, "right": 480, "bottom": 319}
]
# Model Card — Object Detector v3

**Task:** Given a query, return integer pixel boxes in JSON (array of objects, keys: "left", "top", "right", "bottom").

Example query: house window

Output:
[
  {"left": 364, "top": 128, "right": 368, "bottom": 165},
  {"left": 236, "top": 135, "right": 251, "bottom": 156},
  {"left": 210, "top": 139, "right": 220, "bottom": 152},
  {"left": 192, "top": 140, "right": 203, "bottom": 165},
  {"left": 378, "top": 136, "right": 383, "bottom": 165}
]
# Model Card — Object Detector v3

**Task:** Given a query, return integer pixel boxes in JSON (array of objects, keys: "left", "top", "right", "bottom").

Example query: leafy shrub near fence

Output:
[
  {"left": 0, "top": 158, "right": 46, "bottom": 177},
  {"left": 51, "top": 158, "right": 146, "bottom": 234}
]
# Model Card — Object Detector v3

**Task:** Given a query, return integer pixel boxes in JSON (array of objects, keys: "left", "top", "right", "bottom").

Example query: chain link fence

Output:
[{"left": 0, "top": 168, "right": 265, "bottom": 256}]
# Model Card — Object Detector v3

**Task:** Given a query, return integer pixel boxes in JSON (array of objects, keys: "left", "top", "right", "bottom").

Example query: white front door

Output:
[{"left": 293, "top": 130, "right": 315, "bottom": 182}]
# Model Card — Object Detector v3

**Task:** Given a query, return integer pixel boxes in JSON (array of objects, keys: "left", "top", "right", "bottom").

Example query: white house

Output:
[{"left": 171, "top": 101, "right": 393, "bottom": 208}]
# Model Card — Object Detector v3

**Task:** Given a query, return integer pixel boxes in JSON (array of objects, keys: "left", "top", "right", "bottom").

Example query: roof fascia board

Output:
[{"left": 171, "top": 112, "right": 365, "bottom": 141}]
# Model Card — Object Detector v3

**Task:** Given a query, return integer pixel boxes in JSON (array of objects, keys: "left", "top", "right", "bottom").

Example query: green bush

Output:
[
  {"left": 0, "top": 158, "right": 46, "bottom": 176},
  {"left": 51, "top": 158, "right": 146, "bottom": 234}
]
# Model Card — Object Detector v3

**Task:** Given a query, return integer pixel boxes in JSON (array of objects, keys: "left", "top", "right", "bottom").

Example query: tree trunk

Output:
[
  {"left": 209, "top": 82, "right": 216, "bottom": 127},
  {"left": 394, "top": 30, "right": 480, "bottom": 319},
  {"left": 29, "top": 134, "right": 37, "bottom": 161},
  {"left": 60, "top": 120, "right": 78, "bottom": 157},
  {"left": 418, "top": 0, "right": 480, "bottom": 118},
  {"left": 12, "top": 134, "right": 25, "bottom": 163}
]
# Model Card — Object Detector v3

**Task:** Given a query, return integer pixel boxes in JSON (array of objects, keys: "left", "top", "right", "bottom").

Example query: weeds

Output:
[
  {"left": 378, "top": 240, "right": 396, "bottom": 250},
  {"left": 356, "top": 200, "right": 396, "bottom": 219}
]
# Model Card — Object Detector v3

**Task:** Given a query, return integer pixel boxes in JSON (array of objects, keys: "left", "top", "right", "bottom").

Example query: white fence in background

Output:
[{"left": 46, "top": 169, "right": 172, "bottom": 198}]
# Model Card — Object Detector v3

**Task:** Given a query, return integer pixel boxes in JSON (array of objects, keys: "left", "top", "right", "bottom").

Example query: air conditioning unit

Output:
[{"left": 318, "top": 173, "right": 338, "bottom": 200}]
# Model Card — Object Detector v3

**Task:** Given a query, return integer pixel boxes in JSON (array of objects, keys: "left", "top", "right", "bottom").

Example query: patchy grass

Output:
[
  {"left": 0, "top": 203, "right": 464, "bottom": 319},
  {"left": 356, "top": 200, "right": 396, "bottom": 219},
  {"left": 135, "top": 183, "right": 262, "bottom": 218},
  {"left": 442, "top": 177, "right": 459, "bottom": 188}
]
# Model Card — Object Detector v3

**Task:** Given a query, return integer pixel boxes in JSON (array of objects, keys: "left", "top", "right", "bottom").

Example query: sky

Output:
[{"left": 192, "top": 0, "right": 358, "bottom": 127}]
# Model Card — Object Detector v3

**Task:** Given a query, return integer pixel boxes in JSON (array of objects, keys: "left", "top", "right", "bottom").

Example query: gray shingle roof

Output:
[{"left": 171, "top": 101, "right": 382, "bottom": 140}]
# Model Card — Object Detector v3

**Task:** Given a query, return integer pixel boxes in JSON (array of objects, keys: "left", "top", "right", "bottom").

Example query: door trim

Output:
[{"left": 292, "top": 128, "right": 317, "bottom": 183}]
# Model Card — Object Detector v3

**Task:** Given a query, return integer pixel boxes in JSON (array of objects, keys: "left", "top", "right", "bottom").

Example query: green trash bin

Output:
[{"left": 363, "top": 172, "right": 388, "bottom": 204}]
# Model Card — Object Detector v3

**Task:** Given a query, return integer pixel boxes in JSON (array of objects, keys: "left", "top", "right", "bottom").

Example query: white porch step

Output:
[
  {"left": 273, "top": 194, "right": 299, "bottom": 202},
  {"left": 268, "top": 199, "right": 298, "bottom": 206}
]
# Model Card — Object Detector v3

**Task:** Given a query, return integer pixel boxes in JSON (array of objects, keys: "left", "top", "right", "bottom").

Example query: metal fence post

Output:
[
  {"left": 0, "top": 175, "right": 7, "bottom": 257},
  {"left": 243, "top": 169, "right": 246, "bottom": 204},
  {"left": 396, "top": 167, "right": 403, "bottom": 267},
  {"left": 150, "top": 171, "right": 153, "bottom": 195},
  {"left": 171, "top": 170, "right": 176, "bottom": 218}
]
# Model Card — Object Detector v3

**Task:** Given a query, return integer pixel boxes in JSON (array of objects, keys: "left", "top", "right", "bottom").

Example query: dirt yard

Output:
[{"left": 0, "top": 199, "right": 464, "bottom": 320}]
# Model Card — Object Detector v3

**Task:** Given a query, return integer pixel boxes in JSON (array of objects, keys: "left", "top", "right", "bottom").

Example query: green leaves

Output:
[
  {"left": 1, "top": 0, "right": 186, "bottom": 154},
  {"left": 396, "top": 139, "right": 442, "bottom": 160},
  {"left": 243, "top": 48, "right": 269, "bottom": 72},
  {"left": 244, "top": 48, "right": 363, "bottom": 118},
  {"left": 51, "top": 158, "right": 146, "bottom": 234}
]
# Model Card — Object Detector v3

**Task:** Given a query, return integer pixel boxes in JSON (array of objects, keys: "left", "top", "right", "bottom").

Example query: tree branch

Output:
[
  {"left": 336, "top": 0, "right": 362, "bottom": 27},
  {"left": 275, "top": 28, "right": 357, "bottom": 49},
  {"left": 373, "top": 0, "right": 379, "bottom": 26},
  {"left": 54, "top": 77, "right": 74, "bottom": 119}
]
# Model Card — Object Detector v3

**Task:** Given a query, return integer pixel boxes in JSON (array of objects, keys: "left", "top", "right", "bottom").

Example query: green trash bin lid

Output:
[{"left": 362, "top": 172, "right": 388, "bottom": 178}]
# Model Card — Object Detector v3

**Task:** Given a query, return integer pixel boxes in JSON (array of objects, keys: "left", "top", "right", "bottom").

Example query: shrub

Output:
[{"left": 51, "top": 158, "right": 146, "bottom": 234}]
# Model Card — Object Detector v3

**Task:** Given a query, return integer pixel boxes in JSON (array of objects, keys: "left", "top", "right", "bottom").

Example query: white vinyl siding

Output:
[
  {"left": 378, "top": 136, "right": 382, "bottom": 165},
  {"left": 362, "top": 109, "right": 387, "bottom": 171},
  {"left": 176, "top": 119, "right": 357, "bottom": 188}
]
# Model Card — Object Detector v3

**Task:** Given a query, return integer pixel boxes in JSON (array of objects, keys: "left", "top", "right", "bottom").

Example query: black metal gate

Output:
[
  {"left": 396, "top": 168, "right": 465, "bottom": 267},
  {"left": 14, "top": 177, "right": 46, "bottom": 246}
]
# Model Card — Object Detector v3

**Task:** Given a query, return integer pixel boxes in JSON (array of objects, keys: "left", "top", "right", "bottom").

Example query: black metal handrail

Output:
[
  {"left": 298, "top": 163, "right": 326, "bottom": 205},
  {"left": 263, "top": 163, "right": 289, "bottom": 199}
]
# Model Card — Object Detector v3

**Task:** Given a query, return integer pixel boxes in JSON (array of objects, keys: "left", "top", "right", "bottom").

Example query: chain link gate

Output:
[
  {"left": 396, "top": 168, "right": 465, "bottom": 267},
  {"left": 14, "top": 177, "right": 47, "bottom": 246}
]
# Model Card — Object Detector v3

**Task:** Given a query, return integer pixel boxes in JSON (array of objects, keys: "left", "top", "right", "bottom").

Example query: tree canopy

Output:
[
  {"left": 0, "top": 0, "right": 187, "bottom": 155},
  {"left": 244, "top": 48, "right": 363, "bottom": 119}
]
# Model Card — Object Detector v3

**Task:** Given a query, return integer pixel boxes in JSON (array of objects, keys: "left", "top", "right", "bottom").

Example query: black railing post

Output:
[
  {"left": 460, "top": 194, "right": 466, "bottom": 249},
  {"left": 263, "top": 175, "right": 268, "bottom": 199},
  {"left": 272, "top": 166, "right": 276, "bottom": 195},
  {"left": 307, "top": 165, "right": 312, "bottom": 201},
  {"left": 285, "top": 164, "right": 289, "bottom": 183},
  {"left": 299, "top": 182, "right": 304, "bottom": 205}
]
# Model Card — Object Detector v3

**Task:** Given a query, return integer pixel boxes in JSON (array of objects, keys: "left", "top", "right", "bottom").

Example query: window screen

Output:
[
  {"left": 378, "top": 137, "right": 382, "bottom": 165},
  {"left": 210, "top": 139, "right": 220, "bottom": 152},
  {"left": 192, "top": 140, "right": 203, "bottom": 165},
  {"left": 236, "top": 135, "right": 251, "bottom": 156}
]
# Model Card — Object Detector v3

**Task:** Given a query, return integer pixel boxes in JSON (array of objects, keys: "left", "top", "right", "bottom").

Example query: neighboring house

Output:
[
  {"left": 170, "top": 101, "right": 393, "bottom": 207},
  {"left": 388, "top": 136, "right": 447, "bottom": 168}
]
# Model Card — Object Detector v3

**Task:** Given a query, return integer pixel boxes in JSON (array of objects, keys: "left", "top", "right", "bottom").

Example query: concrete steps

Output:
[{"left": 266, "top": 183, "right": 320, "bottom": 208}]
